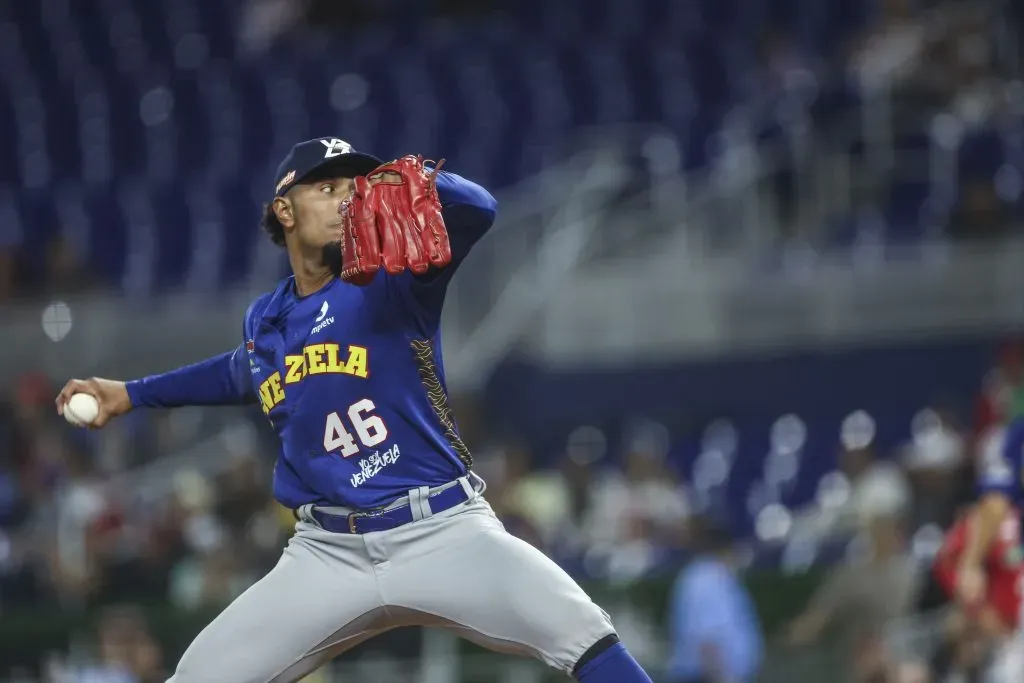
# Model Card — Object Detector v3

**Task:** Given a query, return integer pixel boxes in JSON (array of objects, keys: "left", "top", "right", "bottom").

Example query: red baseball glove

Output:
[{"left": 339, "top": 155, "right": 452, "bottom": 285}]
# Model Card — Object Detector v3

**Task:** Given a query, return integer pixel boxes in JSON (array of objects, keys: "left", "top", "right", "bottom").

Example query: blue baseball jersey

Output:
[
  {"left": 126, "top": 170, "right": 497, "bottom": 510},
  {"left": 977, "top": 417, "right": 1024, "bottom": 505}
]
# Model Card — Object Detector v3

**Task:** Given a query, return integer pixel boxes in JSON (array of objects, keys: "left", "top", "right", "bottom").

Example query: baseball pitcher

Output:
[{"left": 56, "top": 138, "right": 653, "bottom": 683}]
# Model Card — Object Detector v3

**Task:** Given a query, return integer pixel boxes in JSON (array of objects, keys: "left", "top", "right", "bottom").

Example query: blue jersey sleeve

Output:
[
  {"left": 977, "top": 417, "right": 1024, "bottom": 497},
  {"left": 392, "top": 170, "right": 497, "bottom": 322},
  {"left": 124, "top": 297, "right": 266, "bottom": 408},
  {"left": 432, "top": 170, "right": 498, "bottom": 267},
  {"left": 125, "top": 345, "right": 253, "bottom": 408}
]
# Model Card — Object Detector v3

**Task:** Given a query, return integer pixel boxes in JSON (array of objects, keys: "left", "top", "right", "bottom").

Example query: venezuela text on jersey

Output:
[{"left": 257, "top": 343, "right": 369, "bottom": 414}]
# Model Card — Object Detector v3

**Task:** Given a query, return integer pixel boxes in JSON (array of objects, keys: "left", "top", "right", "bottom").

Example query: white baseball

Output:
[{"left": 65, "top": 393, "right": 100, "bottom": 427}]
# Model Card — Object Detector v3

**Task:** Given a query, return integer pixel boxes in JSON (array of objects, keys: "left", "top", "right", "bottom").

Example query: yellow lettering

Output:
[
  {"left": 268, "top": 372, "right": 285, "bottom": 404},
  {"left": 345, "top": 345, "right": 369, "bottom": 378},
  {"left": 258, "top": 380, "right": 273, "bottom": 414},
  {"left": 323, "top": 343, "right": 345, "bottom": 373},
  {"left": 262, "top": 346, "right": 368, "bottom": 410},
  {"left": 305, "top": 344, "right": 327, "bottom": 375},
  {"left": 284, "top": 355, "right": 305, "bottom": 384}
]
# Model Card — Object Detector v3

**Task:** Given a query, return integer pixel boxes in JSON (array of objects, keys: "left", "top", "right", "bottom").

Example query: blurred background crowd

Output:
[{"left": 2, "top": 0, "right": 1024, "bottom": 681}]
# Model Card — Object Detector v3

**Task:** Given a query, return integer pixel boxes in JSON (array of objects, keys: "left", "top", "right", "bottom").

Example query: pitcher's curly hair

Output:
[{"left": 260, "top": 202, "right": 286, "bottom": 247}]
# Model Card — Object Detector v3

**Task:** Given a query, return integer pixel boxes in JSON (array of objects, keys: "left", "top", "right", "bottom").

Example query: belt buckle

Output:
[{"left": 347, "top": 511, "right": 366, "bottom": 534}]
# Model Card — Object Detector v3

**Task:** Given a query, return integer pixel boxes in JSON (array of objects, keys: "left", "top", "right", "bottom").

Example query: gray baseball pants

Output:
[{"left": 166, "top": 481, "right": 615, "bottom": 682}]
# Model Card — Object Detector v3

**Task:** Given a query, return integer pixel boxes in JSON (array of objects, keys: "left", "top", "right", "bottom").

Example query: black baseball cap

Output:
[{"left": 271, "top": 137, "right": 383, "bottom": 199}]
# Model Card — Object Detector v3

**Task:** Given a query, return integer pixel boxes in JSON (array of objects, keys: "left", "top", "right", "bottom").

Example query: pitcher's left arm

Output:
[
  {"left": 395, "top": 169, "right": 497, "bottom": 331},
  {"left": 334, "top": 156, "right": 496, "bottom": 329},
  {"left": 416, "top": 169, "right": 497, "bottom": 276}
]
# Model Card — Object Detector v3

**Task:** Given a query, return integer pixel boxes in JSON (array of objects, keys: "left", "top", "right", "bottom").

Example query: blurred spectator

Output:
[
  {"left": 946, "top": 177, "right": 1013, "bottom": 243},
  {"left": 0, "top": 246, "right": 21, "bottom": 304},
  {"left": 49, "top": 439, "right": 109, "bottom": 607},
  {"left": 487, "top": 442, "right": 562, "bottom": 549},
  {"left": 599, "top": 428, "right": 690, "bottom": 581},
  {"left": 171, "top": 471, "right": 228, "bottom": 561},
  {"left": 921, "top": 604, "right": 1011, "bottom": 683},
  {"left": 973, "top": 345, "right": 1021, "bottom": 438},
  {"left": 944, "top": 6, "right": 1002, "bottom": 128},
  {"left": 585, "top": 422, "right": 689, "bottom": 549},
  {"left": 557, "top": 447, "right": 599, "bottom": 552},
  {"left": 93, "top": 507, "right": 177, "bottom": 608},
  {"left": 214, "top": 452, "right": 269, "bottom": 536},
  {"left": 239, "top": 0, "right": 309, "bottom": 56},
  {"left": 835, "top": 439, "right": 912, "bottom": 535},
  {"left": 52, "top": 606, "right": 166, "bottom": 683},
  {"left": 850, "top": 0, "right": 927, "bottom": 94},
  {"left": 40, "top": 234, "right": 99, "bottom": 300},
  {"left": 900, "top": 407, "right": 968, "bottom": 530},
  {"left": 484, "top": 423, "right": 690, "bottom": 581},
  {"left": 0, "top": 399, "right": 27, "bottom": 530},
  {"left": 787, "top": 514, "right": 920, "bottom": 683},
  {"left": 170, "top": 542, "right": 257, "bottom": 611},
  {"left": 665, "top": 515, "right": 763, "bottom": 683},
  {"left": 752, "top": 27, "right": 815, "bottom": 103}
]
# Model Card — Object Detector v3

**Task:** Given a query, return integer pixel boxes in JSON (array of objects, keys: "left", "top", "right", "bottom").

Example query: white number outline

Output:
[{"left": 323, "top": 398, "right": 389, "bottom": 457}]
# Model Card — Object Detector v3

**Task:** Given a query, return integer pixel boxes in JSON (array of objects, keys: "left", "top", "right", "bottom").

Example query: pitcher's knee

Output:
[
  {"left": 545, "top": 605, "right": 617, "bottom": 673},
  {"left": 572, "top": 633, "right": 621, "bottom": 676},
  {"left": 571, "top": 634, "right": 653, "bottom": 683}
]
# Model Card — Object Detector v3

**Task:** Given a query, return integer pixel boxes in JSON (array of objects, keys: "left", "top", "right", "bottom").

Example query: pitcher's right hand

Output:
[{"left": 56, "top": 377, "right": 132, "bottom": 428}]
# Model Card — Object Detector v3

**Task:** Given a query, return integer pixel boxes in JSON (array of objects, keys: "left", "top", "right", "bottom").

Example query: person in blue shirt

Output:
[
  {"left": 667, "top": 515, "right": 763, "bottom": 683},
  {"left": 56, "top": 138, "right": 653, "bottom": 683}
]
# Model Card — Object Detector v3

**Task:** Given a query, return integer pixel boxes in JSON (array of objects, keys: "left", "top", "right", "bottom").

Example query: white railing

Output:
[
  {"left": 529, "top": 235, "right": 1024, "bottom": 363},
  {"left": 3, "top": 231, "right": 1023, "bottom": 387},
  {"left": 443, "top": 144, "right": 635, "bottom": 390}
]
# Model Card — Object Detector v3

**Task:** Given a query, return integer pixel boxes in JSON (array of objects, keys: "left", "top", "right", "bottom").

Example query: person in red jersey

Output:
[
  {"left": 934, "top": 505, "right": 1024, "bottom": 681},
  {"left": 935, "top": 507, "right": 1023, "bottom": 630}
]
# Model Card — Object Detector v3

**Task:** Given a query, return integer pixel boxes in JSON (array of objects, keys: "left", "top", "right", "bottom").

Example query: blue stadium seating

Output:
[
  {"left": 485, "top": 337, "right": 998, "bottom": 546},
  {"left": 1, "top": 0, "right": 1020, "bottom": 291}
]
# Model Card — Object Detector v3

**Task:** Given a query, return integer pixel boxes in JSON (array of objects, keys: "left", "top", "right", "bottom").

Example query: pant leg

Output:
[
  {"left": 168, "top": 522, "right": 385, "bottom": 683},
  {"left": 375, "top": 498, "right": 616, "bottom": 675}
]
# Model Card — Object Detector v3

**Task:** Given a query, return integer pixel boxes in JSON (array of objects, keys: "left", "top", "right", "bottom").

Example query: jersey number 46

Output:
[{"left": 323, "top": 398, "right": 389, "bottom": 457}]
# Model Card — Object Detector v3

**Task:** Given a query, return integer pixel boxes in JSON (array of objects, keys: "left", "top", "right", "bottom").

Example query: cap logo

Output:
[
  {"left": 321, "top": 138, "right": 353, "bottom": 158},
  {"left": 276, "top": 170, "right": 296, "bottom": 193}
]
